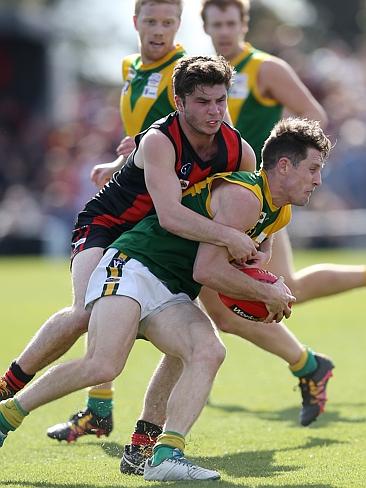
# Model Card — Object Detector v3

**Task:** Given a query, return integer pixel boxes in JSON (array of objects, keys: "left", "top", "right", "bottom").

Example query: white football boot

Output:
[{"left": 143, "top": 448, "right": 220, "bottom": 481}]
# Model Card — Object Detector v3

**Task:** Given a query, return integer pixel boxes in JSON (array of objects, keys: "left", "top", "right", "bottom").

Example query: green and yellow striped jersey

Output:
[
  {"left": 110, "top": 170, "right": 291, "bottom": 299},
  {"left": 120, "top": 44, "right": 186, "bottom": 136},
  {"left": 228, "top": 43, "right": 283, "bottom": 167}
]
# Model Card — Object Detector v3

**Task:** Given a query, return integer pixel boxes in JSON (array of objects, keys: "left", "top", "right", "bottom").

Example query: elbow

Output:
[
  {"left": 193, "top": 265, "right": 212, "bottom": 287},
  {"left": 157, "top": 211, "right": 176, "bottom": 233}
]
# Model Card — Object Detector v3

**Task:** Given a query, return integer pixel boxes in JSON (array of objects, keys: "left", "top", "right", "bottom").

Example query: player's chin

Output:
[
  {"left": 297, "top": 193, "right": 312, "bottom": 206},
  {"left": 206, "top": 122, "right": 221, "bottom": 133}
]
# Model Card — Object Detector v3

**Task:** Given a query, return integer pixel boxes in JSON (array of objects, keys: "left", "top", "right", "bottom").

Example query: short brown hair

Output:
[
  {"left": 173, "top": 55, "right": 233, "bottom": 100},
  {"left": 135, "top": 0, "right": 183, "bottom": 18},
  {"left": 201, "top": 0, "right": 250, "bottom": 24},
  {"left": 262, "top": 118, "right": 332, "bottom": 170}
]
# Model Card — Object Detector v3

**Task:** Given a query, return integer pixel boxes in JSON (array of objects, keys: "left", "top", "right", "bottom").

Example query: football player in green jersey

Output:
[
  {"left": 0, "top": 118, "right": 330, "bottom": 481},
  {"left": 198, "top": 0, "right": 365, "bottom": 417},
  {"left": 117, "top": 1, "right": 366, "bottom": 472},
  {"left": 90, "top": 0, "right": 185, "bottom": 188}
]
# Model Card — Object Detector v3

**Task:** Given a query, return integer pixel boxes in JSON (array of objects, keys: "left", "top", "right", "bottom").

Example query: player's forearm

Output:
[
  {"left": 112, "top": 154, "right": 126, "bottom": 171},
  {"left": 194, "top": 264, "right": 277, "bottom": 302},
  {"left": 158, "top": 203, "right": 236, "bottom": 248}
]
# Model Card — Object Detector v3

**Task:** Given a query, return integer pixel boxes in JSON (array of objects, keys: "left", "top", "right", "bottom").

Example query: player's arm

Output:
[
  {"left": 259, "top": 57, "right": 328, "bottom": 127},
  {"left": 138, "top": 130, "right": 257, "bottom": 262},
  {"left": 246, "top": 234, "right": 273, "bottom": 268},
  {"left": 193, "top": 183, "right": 294, "bottom": 322},
  {"left": 90, "top": 129, "right": 137, "bottom": 189},
  {"left": 91, "top": 55, "right": 138, "bottom": 189},
  {"left": 239, "top": 138, "right": 257, "bottom": 172}
]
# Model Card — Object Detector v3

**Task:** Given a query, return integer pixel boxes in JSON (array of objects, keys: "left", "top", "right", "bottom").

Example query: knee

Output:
[
  {"left": 84, "top": 360, "right": 122, "bottom": 385},
  {"left": 193, "top": 338, "right": 226, "bottom": 373},
  {"left": 208, "top": 308, "right": 240, "bottom": 335},
  {"left": 207, "top": 308, "right": 230, "bottom": 333},
  {"left": 211, "top": 340, "right": 226, "bottom": 368},
  {"left": 69, "top": 306, "right": 90, "bottom": 334}
]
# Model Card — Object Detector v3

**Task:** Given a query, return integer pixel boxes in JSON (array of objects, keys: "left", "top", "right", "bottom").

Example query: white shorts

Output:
[{"left": 85, "top": 248, "right": 192, "bottom": 321}]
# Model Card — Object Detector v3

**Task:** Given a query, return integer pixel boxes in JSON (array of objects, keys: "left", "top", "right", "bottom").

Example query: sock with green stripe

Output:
[
  {"left": 289, "top": 348, "right": 318, "bottom": 378},
  {"left": 0, "top": 398, "right": 29, "bottom": 435},
  {"left": 151, "top": 431, "right": 185, "bottom": 466},
  {"left": 87, "top": 388, "right": 113, "bottom": 418}
]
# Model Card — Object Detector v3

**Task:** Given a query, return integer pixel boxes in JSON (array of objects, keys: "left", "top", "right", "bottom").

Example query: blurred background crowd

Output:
[{"left": 1, "top": 0, "right": 366, "bottom": 256}]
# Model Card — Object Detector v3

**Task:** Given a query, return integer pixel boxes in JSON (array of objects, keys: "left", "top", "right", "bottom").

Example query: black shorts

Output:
[{"left": 70, "top": 224, "right": 122, "bottom": 261}]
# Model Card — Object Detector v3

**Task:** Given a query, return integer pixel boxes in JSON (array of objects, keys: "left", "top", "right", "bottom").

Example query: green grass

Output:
[{"left": 0, "top": 250, "right": 365, "bottom": 487}]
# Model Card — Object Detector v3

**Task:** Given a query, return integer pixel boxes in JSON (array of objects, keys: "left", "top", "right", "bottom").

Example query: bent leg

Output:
[
  {"left": 144, "top": 302, "right": 226, "bottom": 436},
  {"left": 199, "top": 286, "right": 304, "bottom": 365},
  {"left": 267, "top": 229, "right": 366, "bottom": 303},
  {"left": 16, "top": 295, "right": 140, "bottom": 413},
  {"left": 139, "top": 354, "right": 183, "bottom": 427},
  {"left": 16, "top": 248, "right": 104, "bottom": 374}
]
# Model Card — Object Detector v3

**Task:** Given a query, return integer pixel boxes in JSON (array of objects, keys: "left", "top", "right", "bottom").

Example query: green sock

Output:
[
  {"left": 87, "top": 397, "right": 113, "bottom": 418},
  {"left": 87, "top": 388, "right": 113, "bottom": 418},
  {"left": 152, "top": 445, "right": 176, "bottom": 466},
  {"left": 290, "top": 348, "right": 318, "bottom": 378},
  {"left": 0, "top": 398, "right": 28, "bottom": 434},
  {"left": 151, "top": 431, "right": 185, "bottom": 465}
]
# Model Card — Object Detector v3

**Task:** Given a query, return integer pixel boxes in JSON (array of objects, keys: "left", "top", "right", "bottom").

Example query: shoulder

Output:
[
  {"left": 215, "top": 175, "right": 262, "bottom": 210},
  {"left": 122, "top": 53, "right": 140, "bottom": 71},
  {"left": 212, "top": 179, "right": 261, "bottom": 228},
  {"left": 139, "top": 128, "right": 174, "bottom": 153},
  {"left": 259, "top": 54, "right": 294, "bottom": 78}
]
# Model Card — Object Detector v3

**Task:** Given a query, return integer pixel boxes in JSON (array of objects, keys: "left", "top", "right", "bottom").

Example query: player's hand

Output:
[
  {"left": 116, "top": 136, "right": 136, "bottom": 157},
  {"left": 226, "top": 229, "right": 258, "bottom": 263},
  {"left": 263, "top": 276, "right": 296, "bottom": 323},
  {"left": 243, "top": 250, "right": 268, "bottom": 268},
  {"left": 90, "top": 161, "right": 117, "bottom": 189}
]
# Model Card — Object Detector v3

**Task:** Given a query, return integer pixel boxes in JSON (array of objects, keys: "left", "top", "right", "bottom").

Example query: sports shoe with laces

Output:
[
  {"left": 46, "top": 408, "right": 113, "bottom": 443},
  {"left": 0, "top": 377, "right": 16, "bottom": 401},
  {"left": 299, "top": 354, "right": 334, "bottom": 426},
  {"left": 143, "top": 448, "right": 220, "bottom": 481},
  {"left": 120, "top": 444, "right": 153, "bottom": 475}
]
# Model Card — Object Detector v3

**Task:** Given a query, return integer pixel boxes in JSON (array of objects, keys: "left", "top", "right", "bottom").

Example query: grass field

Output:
[{"left": 0, "top": 250, "right": 365, "bottom": 488}]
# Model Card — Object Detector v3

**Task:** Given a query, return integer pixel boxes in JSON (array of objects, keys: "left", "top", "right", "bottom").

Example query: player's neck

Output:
[
  {"left": 227, "top": 42, "right": 246, "bottom": 62},
  {"left": 265, "top": 172, "right": 289, "bottom": 208}
]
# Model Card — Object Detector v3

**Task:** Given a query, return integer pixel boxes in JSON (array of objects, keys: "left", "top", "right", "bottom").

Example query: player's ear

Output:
[
  {"left": 133, "top": 15, "right": 138, "bottom": 31},
  {"left": 277, "top": 157, "right": 291, "bottom": 174},
  {"left": 175, "top": 95, "right": 184, "bottom": 111}
]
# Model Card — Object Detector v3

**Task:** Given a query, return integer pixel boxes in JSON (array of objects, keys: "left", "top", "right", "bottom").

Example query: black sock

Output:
[{"left": 10, "top": 361, "right": 35, "bottom": 383}]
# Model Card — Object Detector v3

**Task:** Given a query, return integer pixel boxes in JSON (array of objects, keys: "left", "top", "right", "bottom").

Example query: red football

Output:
[{"left": 218, "top": 267, "right": 278, "bottom": 322}]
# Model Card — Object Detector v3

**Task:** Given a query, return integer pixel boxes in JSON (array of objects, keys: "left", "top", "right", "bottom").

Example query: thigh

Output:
[
  {"left": 266, "top": 228, "right": 295, "bottom": 283},
  {"left": 71, "top": 247, "right": 104, "bottom": 309},
  {"left": 143, "top": 302, "right": 222, "bottom": 360},
  {"left": 87, "top": 294, "right": 140, "bottom": 364}
]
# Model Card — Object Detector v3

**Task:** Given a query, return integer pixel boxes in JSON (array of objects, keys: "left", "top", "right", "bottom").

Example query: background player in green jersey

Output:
[
  {"left": 0, "top": 118, "right": 331, "bottom": 482},
  {"left": 90, "top": 0, "right": 186, "bottom": 189},
  {"left": 199, "top": 0, "right": 366, "bottom": 412}
]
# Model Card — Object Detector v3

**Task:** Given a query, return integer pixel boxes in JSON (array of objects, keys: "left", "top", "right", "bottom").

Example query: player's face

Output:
[
  {"left": 286, "top": 148, "right": 323, "bottom": 206},
  {"left": 203, "top": 5, "right": 247, "bottom": 61},
  {"left": 134, "top": 3, "right": 181, "bottom": 64},
  {"left": 176, "top": 84, "right": 228, "bottom": 136}
]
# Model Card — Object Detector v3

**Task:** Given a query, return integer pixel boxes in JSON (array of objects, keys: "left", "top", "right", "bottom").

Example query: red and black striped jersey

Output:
[{"left": 76, "top": 112, "right": 242, "bottom": 233}]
